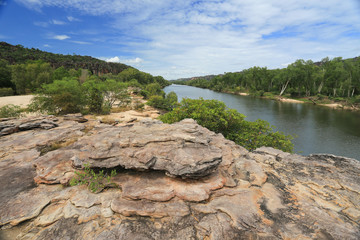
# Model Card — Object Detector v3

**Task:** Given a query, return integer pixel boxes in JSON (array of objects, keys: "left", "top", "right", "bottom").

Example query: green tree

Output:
[
  {"left": 0, "top": 59, "right": 12, "bottom": 88},
  {"left": 29, "top": 78, "right": 85, "bottom": 114},
  {"left": 103, "top": 79, "right": 131, "bottom": 108},
  {"left": 52, "top": 66, "right": 70, "bottom": 81},
  {"left": 11, "top": 64, "right": 28, "bottom": 94},
  {"left": 147, "top": 91, "right": 178, "bottom": 111},
  {"left": 160, "top": 98, "right": 294, "bottom": 152},
  {"left": 82, "top": 77, "right": 105, "bottom": 114}
]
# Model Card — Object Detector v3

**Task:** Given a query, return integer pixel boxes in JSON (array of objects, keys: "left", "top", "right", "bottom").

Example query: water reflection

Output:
[{"left": 164, "top": 84, "right": 360, "bottom": 160}]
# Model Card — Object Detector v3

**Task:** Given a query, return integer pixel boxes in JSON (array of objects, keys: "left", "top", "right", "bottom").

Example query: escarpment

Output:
[{"left": 0, "top": 115, "right": 359, "bottom": 239}]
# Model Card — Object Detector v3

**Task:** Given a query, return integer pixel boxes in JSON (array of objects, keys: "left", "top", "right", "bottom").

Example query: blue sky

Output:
[{"left": 0, "top": 0, "right": 360, "bottom": 80}]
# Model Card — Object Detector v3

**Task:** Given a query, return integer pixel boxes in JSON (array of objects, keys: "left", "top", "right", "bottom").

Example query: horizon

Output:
[{"left": 0, "top": 0, "right": 359, "bottom": 80}]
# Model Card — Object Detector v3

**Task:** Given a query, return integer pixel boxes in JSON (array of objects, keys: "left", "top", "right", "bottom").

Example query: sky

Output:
[{"left": 0, "top": 0, "right": 360, "bottom": 80}]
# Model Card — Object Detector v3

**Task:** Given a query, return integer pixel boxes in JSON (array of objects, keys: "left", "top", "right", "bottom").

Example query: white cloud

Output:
[
  {"left": 52, "top": 19, "right": 66, "bottom": 25},
  {"left": 102, "top": 56, "right": 143, "bottom": 65},
  {"left": 52, "top": 35, "right": 70, "bottom": 40},
  {"left": 43, "top": 44, "right": 51, "bottom": 47},
  {"left": 15, "top": 0, "right": 360, "bottom": 79},
  {"left": 67, "top": 16, "right": 80, "bottom": 22},
  {"left": 70, "top": 40, "right": 91, "bottom": 45}
]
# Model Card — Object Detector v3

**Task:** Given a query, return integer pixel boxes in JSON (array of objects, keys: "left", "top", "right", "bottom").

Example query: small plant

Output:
[
  {"left": 133, "top": 99, "right": 145, "bottom": 111},
  {"left": 70, "top": 164, "right": 117, "bottom": 193},
  {"left": 0, "top": 104, "right": 23, "bottom": 118}
]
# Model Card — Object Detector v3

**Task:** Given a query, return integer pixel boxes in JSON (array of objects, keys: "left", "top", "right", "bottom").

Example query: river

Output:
[{"left": 164, "top": 84, "right": 360, "bottom": 160}]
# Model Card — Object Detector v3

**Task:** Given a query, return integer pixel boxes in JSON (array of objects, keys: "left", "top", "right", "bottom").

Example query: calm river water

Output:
[{"left": 164, "top": 84, "right": 360, "bottom": 160}]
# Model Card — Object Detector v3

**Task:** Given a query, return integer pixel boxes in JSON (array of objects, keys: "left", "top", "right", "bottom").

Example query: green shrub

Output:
[
  {"left": 29, "top": 78, "right": 86, "bottom": 115},
  {"left": 0, "top": 104, "right": 23, "bottom": 118},
  {"left": 0, "top": 88, "right": 14, "bottom": 97},
  {"left": 147, "top": 91, "right": 178, "bottom": 111},
  {"left": 70, "top": 164, "right": 117, "bottom": 193},
  {"left": 159, "top": 98, "right": 294, "bottom": 152}
]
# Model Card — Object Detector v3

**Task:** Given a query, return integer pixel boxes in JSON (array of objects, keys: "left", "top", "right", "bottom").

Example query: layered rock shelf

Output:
[{"left": 0, "top": 116, "right": 359, "bottom": 239}]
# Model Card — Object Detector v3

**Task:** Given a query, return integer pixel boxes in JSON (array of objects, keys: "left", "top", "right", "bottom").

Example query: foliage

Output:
[
  {"left": 133, "top": 99, "right": 145, "bottom": 110},
  {"left": 82, "top": 77, "right": 106, "bottom": 114},
  {"left": 179, "top": 56, "right": 360, "bottom": 101},
  {"left": 147, "top": 91, "right": 178, "bottom": 111},
  {"left": 103, "top": 79, "right": 131, "bottom": 108},
  {"left": 0, "top": 104, "right": 23, "bottom": 118},
  {"left": 159, "top": 98, "right": 294, "bottom": 152},
  {"left": 141, "top": 82, "right": 165, "bottom": 99},
  {"left": 0, "top": 59, "right": 12, "bottom": 88},
  {"left": 69, "top": 164, "right": 117, "bottom": 193},
  {"left": 29, "top": 78, "right": 86, "bottom": 115},
  {"left": 0, "top": 87, "right": 14, "bottom": 96},
  {"left": 0, "top": 41, "right": 129, "bottom": 75}
]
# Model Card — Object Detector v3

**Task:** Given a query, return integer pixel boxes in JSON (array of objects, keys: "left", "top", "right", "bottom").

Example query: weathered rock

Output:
[
  {"left": 0, "top": 117, "right": 59, "bottom": 136},
  {"left": 0, "top": 116, "right": 360, "bottom": 240},
  {"left": 63, "top": 113, "right": 88, "bottom": 123},
  {"left": 69, "top": 119, "right": 223, "bottom": 179}
]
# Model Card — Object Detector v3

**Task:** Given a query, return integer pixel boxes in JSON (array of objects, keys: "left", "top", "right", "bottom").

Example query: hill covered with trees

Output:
[
  {"left": 0, "top": 42, "right": 169, "bottom": 96},
  {"left": 0, "top": 42, "right": 129, "bottom": 75}
]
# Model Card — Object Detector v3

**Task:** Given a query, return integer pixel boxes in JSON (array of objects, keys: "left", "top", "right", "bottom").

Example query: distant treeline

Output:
[
  {"left": 0, "top": 42, "right": 129, "bottom": 75},
  {"left": 0, "top": 42, "right": 169, "bottom": 96},
  {"left": 174, "top": 57, "right": 360, "bottom": 99}
]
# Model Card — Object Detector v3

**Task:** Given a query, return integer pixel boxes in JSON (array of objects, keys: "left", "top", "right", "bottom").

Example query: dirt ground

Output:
[{"left": 0, "top": 95, "right": 33, "bottom": 108}]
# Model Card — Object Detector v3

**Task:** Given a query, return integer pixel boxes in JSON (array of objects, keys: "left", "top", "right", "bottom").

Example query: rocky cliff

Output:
[{"left": 0, "top": 115, "right": 359, "bottom": 239}]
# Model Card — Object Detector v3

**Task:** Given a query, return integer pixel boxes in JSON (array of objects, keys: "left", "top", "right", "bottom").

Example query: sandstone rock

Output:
[
  {"left": 0, "top": 117, "right": 59, "bottom": 136},
  {"left": 70, "top": 119, "right": 223, "bottom": 179},
  {"left": 63, "top": 113, "right": 88, "bottom": 123},
  {"left": 0, "top": 116, "right": 359, "bottom": 240}
]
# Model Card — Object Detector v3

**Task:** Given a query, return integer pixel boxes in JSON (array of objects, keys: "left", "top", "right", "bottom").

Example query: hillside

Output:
[{"left": 0, "top": 42, "right": 129, "bottom": 75}]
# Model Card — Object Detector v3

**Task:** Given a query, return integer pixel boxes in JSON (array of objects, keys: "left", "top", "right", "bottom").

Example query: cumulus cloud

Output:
[
  {"left": 103, "top": 56, "right": 143, "bottom": 65},
  {"left": 15, "top": 0, "right": 360, "bottom": 79},
  {"left": 52, "top": 35, "right": 70, "bottom": 40}
]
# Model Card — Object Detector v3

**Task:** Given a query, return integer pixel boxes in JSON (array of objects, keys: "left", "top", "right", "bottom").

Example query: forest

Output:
[
  {"left": 174, "top": 57, "right": 360, "bottom": 106},
  {"left": 0, "top": 42, "right": 169, "bottom": 96}
]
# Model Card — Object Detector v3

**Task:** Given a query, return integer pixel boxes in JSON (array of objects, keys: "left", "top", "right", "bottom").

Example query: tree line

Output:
[
  {"left": 175, "top": 57, "right": 360, "bottom": 102},
  {"left": 0, "top": 42, "right": 129, "bottom": 76}
]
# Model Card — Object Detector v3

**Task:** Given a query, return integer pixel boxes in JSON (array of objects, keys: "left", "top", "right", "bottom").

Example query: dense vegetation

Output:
[
  {"left": 28, "top": 69, "right": 169, "bottom": 115},
  {"left": 0, "top": 42, "right": 129, "bottom": 76},
  {"left": 175, "top": 57, "right": 360, "bottom": 106},
  {"left": 0, "top": 42, "right": 170, "bottom": 114},
  {"left": 160, "top": 98, "right": 294, "bottom": 152}
]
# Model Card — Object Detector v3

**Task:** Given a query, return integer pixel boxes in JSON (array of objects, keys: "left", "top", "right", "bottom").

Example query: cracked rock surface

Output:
[{"left": 0, "top": 116, "right": 359, "bottom": 240}]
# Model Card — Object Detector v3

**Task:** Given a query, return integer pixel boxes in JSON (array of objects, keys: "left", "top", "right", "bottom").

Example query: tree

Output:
[
  {"left": 147, "top": 91, "right": 178, "bottom": 111},
  {"left": 11, "top": 64, "right": 28, "bottom": 94},
  {"left": 82, "top": 77, "right": 105, "bottom": 114},
  {"left": 0, "top": 59, "right": 12, "bottom": 88},
  {"left": 52, "top": 66, "right": 70, "bottom": 81},
  {"left": 103, "top": 79, "right": 130, "bottom": 108},
  {"left": 29, "top": 78, "right": 85, "bottom": 114},
  {"left": 160, "top": 98, "right": 294, "bottom": 152}
]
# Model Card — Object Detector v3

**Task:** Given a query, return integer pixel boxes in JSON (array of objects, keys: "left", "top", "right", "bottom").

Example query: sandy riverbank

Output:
[{"left": 0, "top": 95, "right": 33, "bottom": 108}]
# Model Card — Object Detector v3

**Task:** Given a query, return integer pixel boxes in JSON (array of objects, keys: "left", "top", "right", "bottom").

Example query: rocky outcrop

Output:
[
  {"left": 0, "top": 116, "right": 59, "bottom": 136},
  {"left": 0, "top": 116, "right": 359, "bottom": 239}
]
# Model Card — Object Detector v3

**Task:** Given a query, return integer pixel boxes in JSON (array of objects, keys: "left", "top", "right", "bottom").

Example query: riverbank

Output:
[{"left": 221, "top": 89, "right": 360, "bottom": 111}]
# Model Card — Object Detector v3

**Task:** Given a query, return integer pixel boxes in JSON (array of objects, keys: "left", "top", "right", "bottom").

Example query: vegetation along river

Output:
[{"left": 164, "top": 84, "right": 360, "bottom": 160}]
